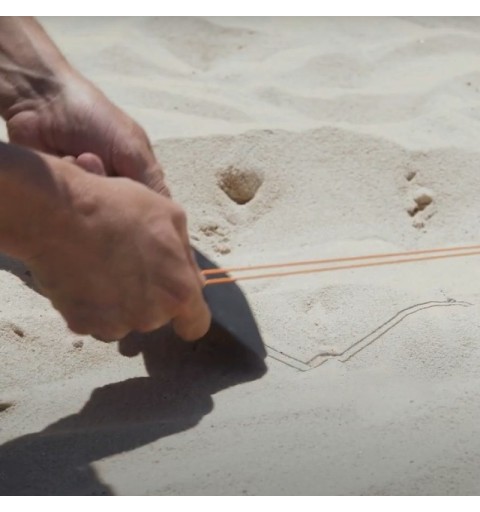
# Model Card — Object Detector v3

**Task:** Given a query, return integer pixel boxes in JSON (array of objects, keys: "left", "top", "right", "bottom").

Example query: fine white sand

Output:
[{"left": 2, "top": 17, "right": 480, "bottom": 495}]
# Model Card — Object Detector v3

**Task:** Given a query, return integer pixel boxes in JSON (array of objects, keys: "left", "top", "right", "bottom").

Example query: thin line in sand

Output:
[{"left": 268, "top": 299, "right": 472, "bottom": 371}]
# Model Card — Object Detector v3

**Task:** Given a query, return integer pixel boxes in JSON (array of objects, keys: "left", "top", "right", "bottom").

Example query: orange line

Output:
[
  {"left": 204, "top": 250, "right": 480, "bottom": 286},
  {"left": 201, "top": 243, "right": 480, "bottom": 276}
]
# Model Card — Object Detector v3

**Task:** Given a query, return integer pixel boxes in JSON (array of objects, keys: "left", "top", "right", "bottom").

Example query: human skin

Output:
[
  {"left": 0, "top": 17, "right": 211, "bottom": 341},
  {"left": 0, "top": 17, "right": 168, "bottom": 192}
]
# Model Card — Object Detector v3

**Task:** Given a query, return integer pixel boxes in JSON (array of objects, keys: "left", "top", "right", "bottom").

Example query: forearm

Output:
[
  {"left": 0, "top": 141, "right": 78, "bottom": 261},
  {"left": 0, "top": 17, "right": 73, "bottom": 120}
]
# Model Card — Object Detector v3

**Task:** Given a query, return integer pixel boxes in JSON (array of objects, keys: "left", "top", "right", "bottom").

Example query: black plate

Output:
[{"left": 193, "top": 248, "right": 266, "bottom": 360}]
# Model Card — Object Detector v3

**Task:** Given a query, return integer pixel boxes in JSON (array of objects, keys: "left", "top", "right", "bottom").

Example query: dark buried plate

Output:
[{"left": 194, "top": 248, "right": 266, "bottom": 360}]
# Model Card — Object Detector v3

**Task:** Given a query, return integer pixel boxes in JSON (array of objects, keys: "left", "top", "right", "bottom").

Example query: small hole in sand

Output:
[
  {"left": 405, "top": 170, "right": 416, "bottom": 181},
  {"left": 0, "top": 402, "right": 13, "bottom": 413},
  {"left": 215, "top": 243, "right": 231, "bottom": 255},
  {"left": 12, "top": 326, "right": 24, "bottom": 337},
  {"left": 407, "top": 188, "right": 434, "bottom": 218},
  {"left": 217, "top": 166, "right": 263, "bottom": 205},
  {"left": 407, "top": 205, "right": 419, "bottom": 217},
  {"left": 413, "top": 188, "right": 433, "bottom": 210}
]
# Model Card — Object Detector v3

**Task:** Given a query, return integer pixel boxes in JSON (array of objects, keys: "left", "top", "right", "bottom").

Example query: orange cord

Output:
[
  {"left": 201, "top": 243, "right": 480, "bottom": 276},
  {"left": 203, "top": 249, "right": 480, "bottom": 286}
]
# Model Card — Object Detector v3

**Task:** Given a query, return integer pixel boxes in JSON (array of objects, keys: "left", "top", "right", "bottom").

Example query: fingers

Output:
[
  {"left": 168, "top": 204, "right": 211, "bottom": 340},
  {"left": 121, "top": 256, "right": 210, "bottom": 341},
  {"left": 126, "top": 154, "right": 171, "bottom": 197},
  {"left": 169, "top": 203, "right": 205, "bottom": 287},
  {"left": 61, "top": 280, "right": 210, "bottom": 342},
  {"left": 32, "top": 174, "right": 207, "bottom": 344},
  {"left": 63, "top": 153, "right": 107, "bottom": 176},
  {"left": 171, "top": 281, "right": 211, "bottom": 341},
  {"left": 76, "top": 153, "right": 107, "bottom": 176},
  {"left": 6, "top": 110, "right": 44, "bottom": 150},
  {"left": 113, "top": 129, "right": 171, "bottom": 197},
  {"left": 53, "top": 300, "right": 131, "bottom": 342},
  {"left": 142, "top": 162, "right": 171, "bottom": 198},
  {"left": 132, "top": 306, "right": 172, "bottom": 334}
]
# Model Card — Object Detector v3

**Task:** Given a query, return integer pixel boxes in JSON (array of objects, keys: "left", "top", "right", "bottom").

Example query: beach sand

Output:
[{"left": 2, "top": 16, "right": 480, "bottom": 495}]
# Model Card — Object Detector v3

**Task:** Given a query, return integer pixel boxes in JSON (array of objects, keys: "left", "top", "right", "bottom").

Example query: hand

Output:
[
  {"left": 27, "top": 157, "right": 210, "bottom": 342},
  {"left": 6, "top": 72, "right": 169, "bottom": 195}
]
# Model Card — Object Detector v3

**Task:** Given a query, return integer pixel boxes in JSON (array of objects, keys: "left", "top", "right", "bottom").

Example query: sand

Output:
[{"left": 2, "top": 16, "right": 480, "bottom": 495}]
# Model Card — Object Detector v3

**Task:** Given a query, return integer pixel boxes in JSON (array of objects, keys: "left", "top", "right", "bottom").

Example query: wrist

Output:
[
  {"left": 1, "top": 63, "right": 79, "bottom": 121},
  {"left": 0, "top": 17, "right": 79, "bottom": 121},
  {"left": 0, "top": 143, "right": 94, "bottom": 263}
]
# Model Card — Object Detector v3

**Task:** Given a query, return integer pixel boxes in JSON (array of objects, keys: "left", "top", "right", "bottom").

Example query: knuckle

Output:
[
  {"left": 146, "top": 168, "right": 169, "bottom": 196},
  {"left": 65, "top": 315, "right": 90, "bottom": 336},
  {"left": 134, "top": 318, "right": 168, "bottom": 334},
  {"left": 123, "top": 134, "right": 146, "bottom": 157},
  {"left": 169, "top": 279, "right": 196, "bottom": 310},
  {"left": 151, "top": 281, "right": 194, "bottom": 319},
  {"left": 130, "top": 122, "right": 148, "bottom": 142},
  {"left": 131, "top": 303, "right": 169, "bottom": 334},
  {"left": 158, "top": 183, "right": 171, "bottom": 197},
  {"left": 63, "top": 306, "right": 129, "bottom": 341},
  {"left": 170, "top": 204, "right": 187, "bottom": 226}
]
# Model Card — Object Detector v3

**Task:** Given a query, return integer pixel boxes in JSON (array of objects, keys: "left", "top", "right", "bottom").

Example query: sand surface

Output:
[{"left": 2, "top": 17, "right": 480, "bottom": 495}]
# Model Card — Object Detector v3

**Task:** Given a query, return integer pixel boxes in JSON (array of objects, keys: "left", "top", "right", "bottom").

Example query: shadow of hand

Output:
[{"left": 0, "top": 322, "right": 266, "bottom": 495}]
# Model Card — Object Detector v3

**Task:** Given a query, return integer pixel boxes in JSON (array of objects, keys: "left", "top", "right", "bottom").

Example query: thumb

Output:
[
  {"left": 63, "top": 153, "right": 107, "bottom": 176},
  {"left": 76, "top": 153, "right": 107, "bottom": 176}
]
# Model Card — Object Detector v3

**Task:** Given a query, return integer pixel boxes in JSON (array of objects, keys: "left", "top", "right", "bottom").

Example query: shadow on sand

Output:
[
  {"left": 0, "top": 321, "right": 267, "bottom": 495},
  {"left": 0, "top": 246, "right": 267, "bottom": 495}
]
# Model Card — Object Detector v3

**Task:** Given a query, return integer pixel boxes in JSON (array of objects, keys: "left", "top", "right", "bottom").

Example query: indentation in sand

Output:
[
  {"left": 0, "top": 402, "right": 13, "bottom": 413},
  {"left": 217, "top": 166, "right": 263, "bottom": 204},
  {"left": 11, "top": 325, "right": 25, "bottom": 338}
]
